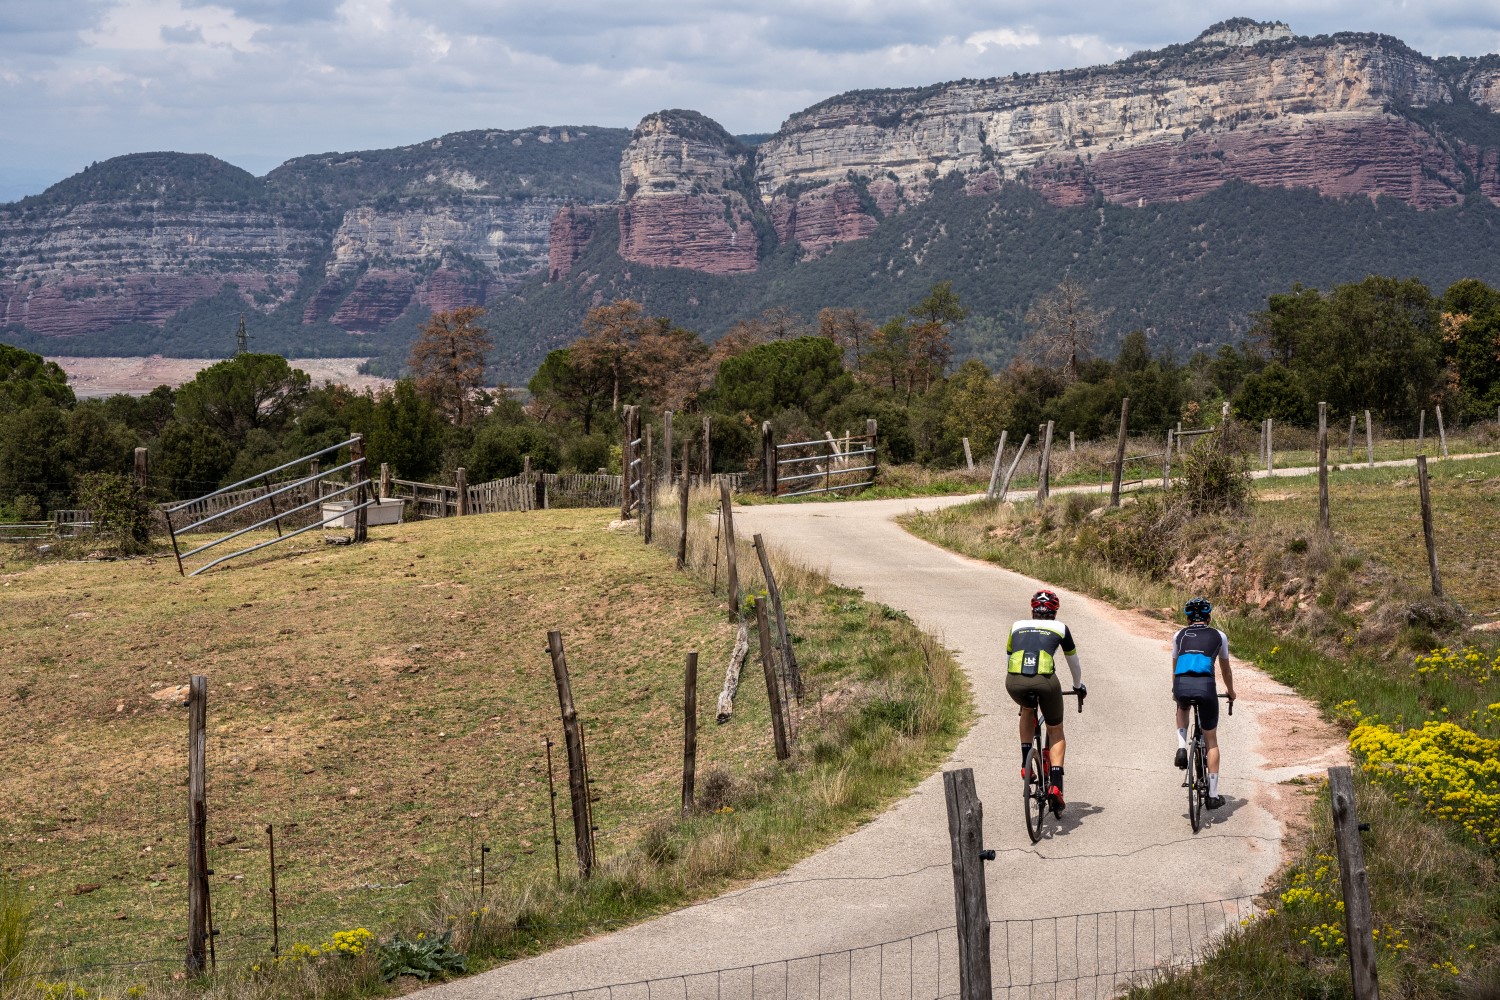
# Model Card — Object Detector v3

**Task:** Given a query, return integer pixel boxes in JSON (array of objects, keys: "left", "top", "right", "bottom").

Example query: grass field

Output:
[{"left": 0, "top": 502, "right": 969, "bottom": 995}]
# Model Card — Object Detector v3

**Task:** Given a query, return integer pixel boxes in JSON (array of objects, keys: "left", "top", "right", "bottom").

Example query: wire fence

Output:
[{"left": 512, "top": 897, "right": 1260, "bottom": 1000}]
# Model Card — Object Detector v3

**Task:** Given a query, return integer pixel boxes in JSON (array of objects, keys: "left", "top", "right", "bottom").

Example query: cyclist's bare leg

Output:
[
  {"left": 1204, "top": 728, "right": 1220, "bottom": 774},
  {"left": 1019, "top": 707, "right": 1037, "bottom": 747},
  {"left": 1048, "top": 723, "right": 1065, "bottom": 768},
  {"left": 1175, "top": 705, "right": 1189, "bottom": 730}
]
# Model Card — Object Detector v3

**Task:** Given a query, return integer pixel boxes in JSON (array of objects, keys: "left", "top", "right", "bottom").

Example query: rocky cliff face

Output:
[
  {"left": 0, "top": 200, "right": 318, "bottom": 337},
  {"left": 614, "top": 110, "right": 761, "bottom": 274},
  {"left": 556, "top": 22, "right": 1500, "bottom": 278}
]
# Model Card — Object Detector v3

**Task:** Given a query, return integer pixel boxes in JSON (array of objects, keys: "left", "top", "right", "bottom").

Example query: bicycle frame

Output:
[{"left": 1018, "top": 687, "right": 1084, "bottom": 843}]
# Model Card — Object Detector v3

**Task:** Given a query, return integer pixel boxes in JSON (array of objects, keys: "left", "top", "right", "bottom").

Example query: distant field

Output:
[{"left": 45, "top": 356, "right": 395, "bottom": 397}]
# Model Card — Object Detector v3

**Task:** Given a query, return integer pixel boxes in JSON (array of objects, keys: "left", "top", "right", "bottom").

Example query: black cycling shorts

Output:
[
  {"left": 1173, "top": 674, "right": 1219, "bottom": 730},
  {"left": 1006, "top": 673, "right": 1064, "bottom": 726}
]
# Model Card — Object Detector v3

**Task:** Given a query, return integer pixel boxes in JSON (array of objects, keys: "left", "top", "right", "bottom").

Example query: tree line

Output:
[{"left": 3, "top": 272, "right": 1497, "bottom": 521}]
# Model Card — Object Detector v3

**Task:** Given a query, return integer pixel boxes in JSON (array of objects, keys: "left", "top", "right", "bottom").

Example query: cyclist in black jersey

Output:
[
  {"left": 1172, "top": 597, "right": 1236, "bottom": 809},
  {"left": 1006, "top": 589, "right": 1085, "bottom": 810}
]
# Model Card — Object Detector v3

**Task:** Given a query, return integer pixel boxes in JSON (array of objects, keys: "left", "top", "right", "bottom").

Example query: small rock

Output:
[
  {"left": 150, "top": 685, "right": 189, "bottom": 703},
  {"left": 1469, "top": 620, "right": 1500, "bottom": 633},
  {"left": 1351, "top": 600, "right": 1375, "bottom": 615}
]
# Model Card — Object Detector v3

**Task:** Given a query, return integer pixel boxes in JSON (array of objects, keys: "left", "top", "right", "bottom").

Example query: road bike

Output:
[
  {"left": 1019, "top": 686, "right": 1085, "bottom": 843},
  {"left": 1183, "top": 693, "right": 1234, "bottom": 832}
]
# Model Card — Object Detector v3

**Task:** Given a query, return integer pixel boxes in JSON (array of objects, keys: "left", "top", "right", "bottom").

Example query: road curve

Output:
[{"left": 423, "top": 493, "right": 1345, "bottom": 999}]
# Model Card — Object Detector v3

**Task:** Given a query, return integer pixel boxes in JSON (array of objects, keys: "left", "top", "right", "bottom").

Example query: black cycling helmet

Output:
[
  {"left": 1031, "top": 590, "right": 1061, "bottom": 619},
  {"left": 1184, "top": 597, "right": 1212, "bottom": 622}
]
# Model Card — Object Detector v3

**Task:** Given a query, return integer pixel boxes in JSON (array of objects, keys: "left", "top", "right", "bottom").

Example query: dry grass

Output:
[{"left": 1, "top": 496, "right": 970, "bottom": 997}]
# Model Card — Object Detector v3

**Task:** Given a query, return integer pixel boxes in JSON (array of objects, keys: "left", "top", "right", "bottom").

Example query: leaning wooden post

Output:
[
  {"left": 1435, "top": 405, "right": 1448, "bottom": 458},
  {"left": 134, "top": 447, "right": 149, "bottom": 489},
  {"left": 754, "top": 597, "right": 791, "bottom": 760},
  {"left": 962, "top": 436, "right": 974, "bottom": 471},
  {"left": 1037, "top": 420, "right": 1055, "bottom": 507},
  {"left": 996, "top": 433, "right": 1030, "bottom": 503},
  {"left": 1109, "top": 397, "right": 1131, "bottom": 507},
  {"left": 351, "top": 435, "right": 369, "bottom": 541},
  {"left": 186, "top": 675, "right": 210, "bottom": 977},
  {"left": 676, "top": 453, "right": 690, "bottom": 571},
  {"left": 944, "top": 768, "right": 992, "bottom": 1000},
  {"left": 1364, "top": 410, "right": 1375, "bottom": 468},
  {"left": 719, "top": 480, "right": 741, "bottom": 619},
  {"left": 1416, "top": 455, "right": 1443, "bottom": 598},
  {"left": 681, "top": 651, "right": 699, "bottom": 815},
  {"left": 985, "top": 431, "right": 1008, "bottom": 499},
  {"left": 1328, "top": 766, "right": 1380, "bottom": 1000},
  {"left": 753, "top": 533, "right": 801, "bottom": 697},
  {"left": 547, "top": 631, "right": 594, "bottom": 879},
  {"left": 1318, "top": 402, "right": 1330, "bottom": 534}
]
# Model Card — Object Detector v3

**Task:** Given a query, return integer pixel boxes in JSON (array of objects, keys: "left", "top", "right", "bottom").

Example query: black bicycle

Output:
[
  {"left": 1183, "top": 693, "right": 1234, "bottom": 832},
  {"left": 1020, "top": 687, "right": 1085, "bottom": 843}
]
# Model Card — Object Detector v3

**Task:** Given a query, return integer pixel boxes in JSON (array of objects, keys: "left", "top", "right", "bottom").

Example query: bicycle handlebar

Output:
[
  {"left": 1220, "top": 692, "right": 1235, "bottom": 716},
  {"left": 1068, "top": 687, "right": 1086, "bottom": 713}
]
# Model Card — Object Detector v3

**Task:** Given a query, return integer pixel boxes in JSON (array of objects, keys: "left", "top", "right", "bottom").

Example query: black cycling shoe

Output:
[
  {"left": 1206, "top": 795, "right": 1226, "bottom": 810},
  {"left": 1174, "top": 748, "right": 1187, "bottom": 769}
]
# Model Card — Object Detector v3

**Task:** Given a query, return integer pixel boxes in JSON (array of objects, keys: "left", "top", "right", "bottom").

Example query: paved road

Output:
[{"left": 425, "top": 493, "right": 1346, "bottom": 999}]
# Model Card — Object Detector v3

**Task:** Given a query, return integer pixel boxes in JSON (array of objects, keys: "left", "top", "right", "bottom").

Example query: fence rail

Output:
[
  {"left": 774, "top": 433, "right": 878, "bottom": 498},
  {"left": 516, "top": 896, "right": 1259, "bottom": 1000}
]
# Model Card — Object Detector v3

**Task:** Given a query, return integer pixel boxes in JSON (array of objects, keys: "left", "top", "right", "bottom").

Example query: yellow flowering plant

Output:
[{"left": 1350, "top": 720, "right": 1500, "bottom": 849}]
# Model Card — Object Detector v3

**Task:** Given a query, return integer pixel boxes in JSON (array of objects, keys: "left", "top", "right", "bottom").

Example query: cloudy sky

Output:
[{"left": 3, "top": 0, "right": 1500, "bottom": 202}]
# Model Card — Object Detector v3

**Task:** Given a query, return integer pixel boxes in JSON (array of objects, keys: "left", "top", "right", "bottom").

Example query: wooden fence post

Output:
[
  {"left": 682, "top": 651, "right": 698, "bottom": 814},
  {"left": 310, "top": 458, "right": 320, "bottom": 500},
  {"left": 1364, "top": 410, "right": 1374, "bottom": 468},
  {"left": 547, "top": 631, "right": 594, "bottom": 879},
  {"left": 134, "top": 447, "right": 149, "bottom": 489},
  {"left": 1037, "top": 421, "right": 1054, "bottom": 507},
  {"left": 379, "top": 463, "right": 391, "bottom": 500},
  {"left": 351, "top": 435, "right": 369, "bottom": 541},
  {"left": 1347, "top": 414, "right": 1357, "bottom": 458},
  {"left": 1266, "top": 419, "right": 1274, "bottom": 475},
  {"left": 985, "top": 431, "right": 1008, "bottom": 499},
  {"left": 677, "top": 457, "right": 690, "bottom": 570},
  {"left": 943, "top": 768, "right": 992, "bottom": 1000},
  {"left": 719, "top": 480, "right": 741, "bottom": 619},
  {"left": 1416, "top": 455, "right": 1443, "bottom": 598},
  {"left": 997, "top": 433, "right": 1030, "bottom": 503},
  {"left": 865, "top": 418, "right": 878, "bottom": 487},
  {"left": 1318, "top": 402, "right": 1330, "bottom": 534},
  {"left": 702, "top": 415, "right": 712, "bottom": 482},
  {"left": 962, "top": 437, "right": 974, "bottom": 471},
  {"left": 186, "top": 674, "right": 210, "bottom": 977},
  {"left": 453, "top": 466, "right": 468, "bottom": 517},
  {"left": 1328, "top": 766, "right": 1380, "bottom": 1000},
  {"left": 1418, "top": 409, "right": 1425, "bottom": 447},
  {"left": 643, "top": 424, "right": 654, "bottom": 543},
  {"left": 762, "top": 420, "right": 777, "bottom": 494},
  {"left": 1175, "top": 421, "right": 1183, "bottom": 455},
  {"left": 1435, "top": 405, "right": 1448, "bottom": 458},
  {"left": 663, "top": 410, "right": 674, "bottom": 486},
  {"left": 536, "top": 474, "right": 547, "bottom": 510},
  {"left": 1163, "top": 430, "right": 1174, "bottom": 489},
  {"left": 754, "top": 597, "right": 791, "bottom": 760},
  {"left": 1069, "top": 430, "right": 1075, "bottom": 452},
  {"left": 753, "top": 533, "right": 801, "bottom": 697},
  {"left": 1109, "top": 397, "right": 1130, "bottom": 508}
]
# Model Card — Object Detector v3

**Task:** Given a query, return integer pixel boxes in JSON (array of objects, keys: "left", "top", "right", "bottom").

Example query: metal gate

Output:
[{"left": 773, "top": 430, "right": 877, "bottom": 498}]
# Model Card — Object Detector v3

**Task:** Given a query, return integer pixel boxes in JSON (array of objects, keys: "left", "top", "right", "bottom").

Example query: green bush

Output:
[{"left": 74, "top": 472, "right": 154, "bottom": 553}]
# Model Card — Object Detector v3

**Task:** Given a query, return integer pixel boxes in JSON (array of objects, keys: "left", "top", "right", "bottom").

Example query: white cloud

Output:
[
  {"left": 966, "top": 27, "right": 1041, "bottom": 51},
  {"left": 81, "top": 0, "right": 261, "bottom": 51}
]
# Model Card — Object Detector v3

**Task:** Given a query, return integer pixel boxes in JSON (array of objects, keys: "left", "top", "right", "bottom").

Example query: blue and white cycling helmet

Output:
[{"left": 1184, "top": 597, "right": 1212, "bottom": 622}]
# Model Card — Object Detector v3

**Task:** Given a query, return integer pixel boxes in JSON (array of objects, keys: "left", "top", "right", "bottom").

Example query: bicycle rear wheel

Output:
[
  {"left": 1187, "top": 736, "right": 1205, "bottom": 832},
  {"left": 1024, "top": 740, "right": 1047, "bottom": 843}
]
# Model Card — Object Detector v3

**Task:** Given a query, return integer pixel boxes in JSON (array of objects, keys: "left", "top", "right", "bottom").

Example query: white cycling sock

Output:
[
  {"left": 1209, "top": 773, "right": 1220, "bottom": 797},
  {"left": 1176, "top": 727, "right": 1187, "bottom": 750}
]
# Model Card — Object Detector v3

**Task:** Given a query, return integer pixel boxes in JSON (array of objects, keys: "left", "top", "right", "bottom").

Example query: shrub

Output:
[
  {"left": 1350, "top": 719, "right": 1500, "bottom": 850},
  {"left": 1175, "top": 430, "right": 1251, "bottom": 513},
  {"left": 74, "top": 472, "right": 154, "bottom": 553}
]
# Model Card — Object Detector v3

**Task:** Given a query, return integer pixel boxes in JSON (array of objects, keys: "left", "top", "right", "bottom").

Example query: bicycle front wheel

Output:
[{"left": 1024, "top": 741, "right": 1047, "bottom": 843}]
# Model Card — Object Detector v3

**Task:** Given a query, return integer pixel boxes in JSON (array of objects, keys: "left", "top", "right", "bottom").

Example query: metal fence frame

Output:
[{"left": 775, "top": 434, "right": 877, "bottom": 498}]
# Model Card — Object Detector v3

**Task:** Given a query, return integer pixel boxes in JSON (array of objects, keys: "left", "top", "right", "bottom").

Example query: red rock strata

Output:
[
  {"left": 0, "top": 273, "right": 293, "bottom": 339},
  {"left": 617, "top": 195, "right": 759, "bottom": 275}
]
